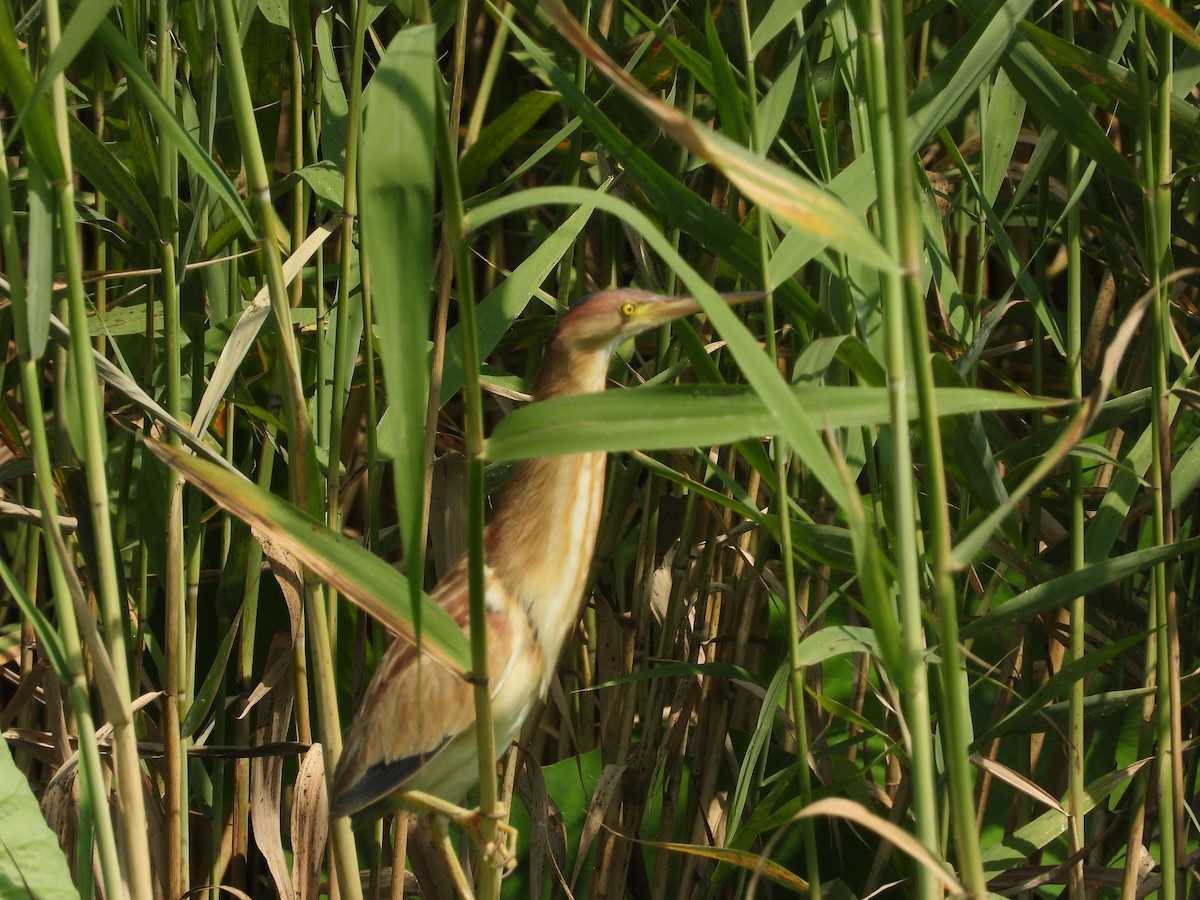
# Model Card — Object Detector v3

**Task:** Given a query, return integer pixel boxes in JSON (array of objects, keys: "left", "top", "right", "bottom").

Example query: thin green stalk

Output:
[
  {"left": 328, "top": 0, "right": 370, "bottom": 582},
  {"left": 1141, "top": 8, "right": 1181, "bottom": 895},
  {"left": 1062, "top": 7, "right": 1086, "bottom": 898},
  {"left": 43, "top": 0, "right": 154, "bottom": 894},
  {"left": 557, "top": 0, "right": 591, "bottom": 304},
  {"left": 736, "top": 0, "right": 819, "bottom": 892},
  {"left": 855, "top": 3, "right": 940, "bottom": 895},
  {"left": 1, "top": 128, "right": 127, "bottom": 900},
  {"left": 17, "top": 378, "right": 126, "bottom": 900},
  {"left": 437, "top": 67, "right": 502, "bottom": 899},
  {"left": 211, "top": 0, "right": 312, "bottom": 502},
  {"left": 288, "top": 0, "right": 308, "bottom": 312},
  {"left": 464, "top": 4, "right": 510, "bottom": 149},
  {"left": 360, "top": 251, "right": 382, "bottom": 553},
  {"left": 210, "top": 0, "right": 360, "bottom": 894},
  {"left": 878, "top": 0, "right": 983, "bottom": 886},
  {"left": 156, "top": 0, "right": 189, "bottom": 888},
  {"left": 232, "top": 426, "right": 275, "bottom": 887}
]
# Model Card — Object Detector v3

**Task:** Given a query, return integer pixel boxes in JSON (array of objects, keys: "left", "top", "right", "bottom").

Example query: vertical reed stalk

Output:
[
  {"left": 1, "top": 130, "right": 128, "bottom": 900},
  {"left": 43, "top": 0, "right": 155, "bottom": 893},
  {"left": 155, "top": 0, "right": 189, "bottom": 890},
  {"left": 209, "top": 0, "right": 361, "bottom": 893},
  {"left": 737, "top": 0, "right": 820, "bottom": 893},
  {"left": 1062, "top": 6, "right": 1086, "bottom": 897},
  {"left": 855, "top": 2, "right": 941, "bottom": 894},
  {"left": 1145, "top": 9, "right": 1181, "bottom": 895},
  {"left": 438, "top": 58, "right": 502, "bottom": 896},
  {"left": 328, "top": 0, "right": 369, "bottom": 573}
]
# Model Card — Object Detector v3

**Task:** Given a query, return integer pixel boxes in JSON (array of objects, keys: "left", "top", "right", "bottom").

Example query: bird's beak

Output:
[{"left": 639, "top": 290, "right": 765, "bottom": 325}]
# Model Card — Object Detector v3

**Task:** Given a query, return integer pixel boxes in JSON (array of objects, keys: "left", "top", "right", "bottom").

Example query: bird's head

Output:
[
  {"left": 554, "top": 288, "right": 761, "bottom": 354},
  {"left": 532, "top": 287, "right": 762, "bottom": 399}
]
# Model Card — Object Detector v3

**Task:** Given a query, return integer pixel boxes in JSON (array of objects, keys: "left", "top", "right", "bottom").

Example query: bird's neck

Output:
[{"left": 485, "top": 339, "right": 612, "bottom": 678}]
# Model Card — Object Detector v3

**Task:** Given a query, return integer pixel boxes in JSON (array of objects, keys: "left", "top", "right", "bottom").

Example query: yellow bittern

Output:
[{"left": 330, "top": 288, "right": 758, "bottom": 827}]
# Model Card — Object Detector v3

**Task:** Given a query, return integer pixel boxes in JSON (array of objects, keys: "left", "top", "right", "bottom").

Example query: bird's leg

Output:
[
  {"left": 428, "top": 814, "right": 476, "bottom": 900},
  {"left": 399, "top": 789, "right": 518, "bottom": 869}
]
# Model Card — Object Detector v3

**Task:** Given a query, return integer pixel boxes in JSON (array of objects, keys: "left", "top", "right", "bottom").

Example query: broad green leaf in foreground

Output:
[
  {"left": 485, "top": 384, "right": 1057, "bottom": 461},
  {"left": 145, "top": 439, "right": 471, "bottom": 672},
  {"left": 0, "top": 737, "right": 80, "bottom": 900},
  {"left": 361, "top": 24, "right": 437, "bottom": 632}
]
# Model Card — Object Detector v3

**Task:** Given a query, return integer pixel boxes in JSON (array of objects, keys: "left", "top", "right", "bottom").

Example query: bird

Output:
[{"left": 329, "top": 287, "right": 760, "bottom": 829}]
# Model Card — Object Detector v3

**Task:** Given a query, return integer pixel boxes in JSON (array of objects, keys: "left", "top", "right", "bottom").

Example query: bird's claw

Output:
[
  {"left": 464, "top": 808, "right": 518, "bottom": 871},
  {"left": 399, "top": 789, "right": 518, "bottom": 870}
]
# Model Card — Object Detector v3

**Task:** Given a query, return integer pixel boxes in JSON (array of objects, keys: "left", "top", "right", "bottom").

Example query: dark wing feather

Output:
[{"left": 329, "top": 734, "right": 451, "bottom": 822}]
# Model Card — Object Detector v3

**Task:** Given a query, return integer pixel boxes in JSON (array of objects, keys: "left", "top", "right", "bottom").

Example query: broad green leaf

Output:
[
  {"left": 258, "top": 0, "right": 290, "bottom": 28},
  {"left": 980, "top": 68, "right": 1025, "bottom": 207},
  {"left": 485, "top": 383, "right": 1058, "bottom": 462},
  {"left": 751, "top": 0, "right": 811, "bottom": 54},
  {"left": 361, "top": 24, "right": 436, "bottom": 630},
  {"left": 293, "top": 161, "right": 346, "bottom": 210},
  {"left": 87, "top": 301, "right": 164, "bottom": 337},
  {"left": 315, "top": 15, "right": 349, "bottom": 167},
  {"left": 795, "top": 625, "right": 880, "bottom": 666},
  {"left": 68, "top": 117, "right": 159, "bottom": 239},
  {"left": 0, "top": 0, "right": 64, "bottom": 181},
  {"left": 145, "top": 439, "right": 471, "bottom": 672},
  {"left": 705, "top": 11, "right": 747, "bottom": 147},
  {"left": 180, "top": 606, "right": 244, "bottom": 738},
  {"left": 0, "top": 735, "right": 80, "bottom": 900},
  {"left": 961, "top": 536, "right": 1200, "bottom": 640},
  {"left": 21, "top": 166, "right": 54, "bottom": 361}
]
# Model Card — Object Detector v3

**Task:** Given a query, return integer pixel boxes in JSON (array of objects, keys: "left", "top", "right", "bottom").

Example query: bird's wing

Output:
[{"left": 329, "top": 562, "right": 516, "bottom": 820}]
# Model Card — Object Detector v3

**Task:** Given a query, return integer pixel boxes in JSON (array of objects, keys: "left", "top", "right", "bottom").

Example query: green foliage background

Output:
[{"left": 1, "top": 0, "right": 1198, "bottom": 897}]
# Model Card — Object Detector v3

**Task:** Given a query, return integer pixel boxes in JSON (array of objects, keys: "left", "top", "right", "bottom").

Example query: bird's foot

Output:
[
  {"left": 400, "top": 789, "right": 518, "bottom": 871},
  {"left": 474, "top": 810, "right": 518, "bottom": 872}
]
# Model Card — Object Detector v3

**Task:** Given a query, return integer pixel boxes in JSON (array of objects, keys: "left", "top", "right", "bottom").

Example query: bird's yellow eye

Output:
[{"left": 619, "top": 301, "right": 637, "bottom": 318}]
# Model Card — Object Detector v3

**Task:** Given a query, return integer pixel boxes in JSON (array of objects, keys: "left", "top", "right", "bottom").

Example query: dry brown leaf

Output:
[
  {"left": 291, "top": 743, "right": 328, "bottom": 900},
  {"left": 969, "top": 752, "right": 1064, "bottom": 813},
  {"left": 569, "top": 763, "right": 627, "bottom": 893},
  {"left": 513, "top": 748, "right": 570, "bottom": 900},
  {"left": 254, "top": 528, "right": 304, "bottom": 639},
  {"left": 240, "top": 638, "right": 293, "bottom": 720},
  {"left": 635, "top": 833, "right": 809, "bottom": 894},
  {"left": 250, "top": 633, "right": 297, "bottom": 900}
]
